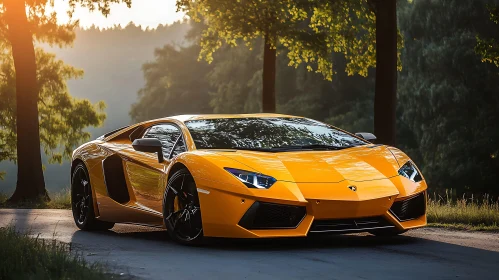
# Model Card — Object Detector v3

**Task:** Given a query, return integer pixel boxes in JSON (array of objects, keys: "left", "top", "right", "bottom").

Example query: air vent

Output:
[
  {"left": 309, "top": 216, "right": 394, "bottom": 233},
  {"left": 238, "top": 202, "right": 306, "bottom": 230},
  {"left": 390, "top": 192, "right": 426, "bottom": 222},
  {"left": 102, "top": 154, "right": 130, "bottom": 204}
]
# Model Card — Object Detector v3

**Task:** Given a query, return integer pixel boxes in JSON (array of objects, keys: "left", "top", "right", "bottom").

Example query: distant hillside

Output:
[
  {"left": 0, "top": 22, "right": 190, "bottom": 194},
  {"left": 52, "top": 21, "right": 190, "bottom": 133}
]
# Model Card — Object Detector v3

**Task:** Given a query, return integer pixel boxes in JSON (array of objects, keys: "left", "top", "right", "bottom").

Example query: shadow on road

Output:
[
  {"left": 64, "top": 224, "right": 499, "bottom": 279},
  {"left": 5, "top": 210, "right": 498, "bottom": 279},
  {"left": 70, "top": 224, "right": 418, "bottom": 251}
]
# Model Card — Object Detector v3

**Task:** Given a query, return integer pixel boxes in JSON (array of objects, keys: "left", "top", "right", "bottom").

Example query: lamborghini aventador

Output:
[{"left": 71, "top": 114, "right": 427, "bottom": 244}]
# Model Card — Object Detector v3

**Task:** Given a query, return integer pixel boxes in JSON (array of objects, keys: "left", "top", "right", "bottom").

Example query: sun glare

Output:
[{"left": 53, "top": 0, "right": 185, "bottom": 29}]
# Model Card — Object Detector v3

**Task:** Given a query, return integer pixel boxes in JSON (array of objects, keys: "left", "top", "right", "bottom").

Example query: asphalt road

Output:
[{"left": 1, "top": 209, "right": 498, "bottom": 280}]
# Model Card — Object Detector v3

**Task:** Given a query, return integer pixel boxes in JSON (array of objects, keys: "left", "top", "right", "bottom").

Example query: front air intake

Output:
[
  {"left": 238, "top": 202, "right": 306, "bottom": 230},
  {"left": 390, "top": 192, "right": 426, "bottom": 222},
  {"left": 309, "top": 216, "right": 394, "bottom": 234}
]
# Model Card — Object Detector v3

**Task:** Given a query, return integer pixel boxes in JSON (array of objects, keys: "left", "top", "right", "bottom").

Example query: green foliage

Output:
[
  {"left": 397, "top": 0, "right": 499, "bottom": 194},
  {"left": 0, "top": 0, "right": 116, "bottom": 178},
  {"left": 130, "top": 43, "right": 213, "bottom": 121},
  {"left": 208, "top": 41, "right": 263, "bottom": 113},
  {"left": 66, "top": 0, "right": 132, "bottom": 17},
  {"left": 132, "top": 23, "right": 375, "bottom": 132},
  {"left": 0, "top": 47, "right": 106, "bottom": 165},
  {"left": 476, "top": 5, "right": 499, "bottom": 66},
  {"left": 1, "top": 22, "right": 190, "bottom": 190},
  {"left": 176, "top": 0, "right": 380, "bottom": 81},
  {"left": 135, "top": 0, "right": 499, "bottom": 197},
  {"left": 0, "top": 0, "right": 76, "bottom": 48},
  {"left": 0, "top": 227, "right": 113, "bottom": 279}
]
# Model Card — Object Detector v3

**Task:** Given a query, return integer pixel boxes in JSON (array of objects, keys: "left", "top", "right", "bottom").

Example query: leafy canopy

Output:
[
  {"left": 132, "top": 22, "right": 375, "bottom": 132},
  {"left": 0, "top": 0, "right": 126, "bottom": 168},
  {"left": 0, "top": 47, "right": 106, "bottom": 164},
  {"left": 176, "top": 0, "right": 386, "bottom": 80},
  {"left": 476, "top": 5, "right": 499, "bottom": 66},
  {"left": 398, "top": 0, "right": 499, "bottom": 194}
]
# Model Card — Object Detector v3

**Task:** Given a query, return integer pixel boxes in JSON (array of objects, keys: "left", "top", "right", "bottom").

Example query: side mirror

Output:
[
  {"left": 355, "top": 132, "right": 377, "bottom": 142},
  {"left": 132, "top": 138, "right": 164, "bottom": 163}
]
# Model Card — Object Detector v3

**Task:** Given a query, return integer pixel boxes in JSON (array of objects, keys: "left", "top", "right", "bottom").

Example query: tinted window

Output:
[
  {"left": 143, "top": 124, "right": 186, "bottom": 157},
  {"left": 185, "top": 118, "right": 365, "bottom": 151}
]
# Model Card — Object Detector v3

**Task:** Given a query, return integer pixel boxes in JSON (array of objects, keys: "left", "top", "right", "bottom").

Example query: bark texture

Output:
[
  {"left": 262, "top": 36, "right": 277, "bottom": 113},
  {"left": 5, "top": 0, "right": 48, "bottom": 202},
  {"left": 373, "top": 0, "right": 398, "bottom": 146}
]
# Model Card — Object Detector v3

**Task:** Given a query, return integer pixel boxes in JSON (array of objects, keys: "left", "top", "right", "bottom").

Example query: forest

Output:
[
  {"left": 0, "top": 0, "right": 498, "bottom": 196},
  {"left": 132, "top": 0, "right": 499, "bottom": 196}
]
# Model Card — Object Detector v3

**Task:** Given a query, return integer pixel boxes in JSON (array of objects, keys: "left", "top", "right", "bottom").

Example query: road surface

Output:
[{"left": 1, "top": 209, "right": 498, "bottom": 279}]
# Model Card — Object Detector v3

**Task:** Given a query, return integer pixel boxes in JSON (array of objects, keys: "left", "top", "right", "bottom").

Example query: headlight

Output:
[
  {"left": 398, "top": 161, "right": 422, "bottom": 182},
  {"left": 224, "top": 168, "right": 276, "bottom": 189}
]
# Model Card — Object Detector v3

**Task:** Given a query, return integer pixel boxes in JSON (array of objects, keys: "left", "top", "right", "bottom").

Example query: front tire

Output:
[
  {"left": 163, "top": 168, "right": 203, "bottom": 245},
  {"left": 71, "top": 162, "right": 114, "bottom": 231}
]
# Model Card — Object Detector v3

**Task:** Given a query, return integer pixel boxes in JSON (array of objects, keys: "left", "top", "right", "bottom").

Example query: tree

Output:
[
  {"left": 2, "top": 0, "right": 130, "bottom": 202},
  {"left": 133, "top": 22, "right": 375, "bottom": 132},
  {"left": 476, "top": 5, "right": 499, "bottom": 66},
  {"left": 0, "top": 48, "right": 107, "bottom": 170},
  {"left": 130, "top": 44, "right": 213, "bottom": 121},
  {"left": 397, "top": 0, "right": 499, "bottom": 195},
  {"left": 176, "top": 0, "right": 377, "bottom": 113},
  {"left": 370, "top": 0, "right": 399, "bottom": 146}
]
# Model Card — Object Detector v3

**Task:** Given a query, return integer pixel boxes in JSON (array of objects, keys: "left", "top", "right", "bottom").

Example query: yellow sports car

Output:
[{"left": 71, "top": 114, "right": 427, "bottom": 244}]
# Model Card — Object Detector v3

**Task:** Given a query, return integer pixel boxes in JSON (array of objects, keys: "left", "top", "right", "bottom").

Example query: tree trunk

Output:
[
  {"left": 373, "top": 0, "right": 397, "bottom": 146},
  {"left": 5, "top": 0, "right": 48, "bottom": 202},
  {"left": 262, "top": 36, "right": 277, "bottom": 113}
]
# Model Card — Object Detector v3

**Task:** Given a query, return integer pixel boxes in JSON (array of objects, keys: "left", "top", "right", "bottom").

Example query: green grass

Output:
[
  {"left": 2, "top": 188, "right": 499, "bottom": 231},
  {"left": 0, "top": 192, "right": 7, "bottom": 205},
  {"left": 427, "top": 192, "right": 499, "bottom": 231},
  {"left": 0, "top": 188, "right": 71, "bottom": 209},
  {"left": 0, "top": 227, "right": 118, "bottom": 280}
]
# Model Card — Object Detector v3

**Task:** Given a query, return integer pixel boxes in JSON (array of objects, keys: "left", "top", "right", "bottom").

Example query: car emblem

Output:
[{"left": 348, "top": 185, "right": 357, "bottom": 192}]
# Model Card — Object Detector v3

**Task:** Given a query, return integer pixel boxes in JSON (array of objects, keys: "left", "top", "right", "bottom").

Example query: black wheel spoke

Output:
[
  {"left": 172, "top": 210, "right": 186, "bottom": 232},
  {"left": 77, "top": 170, "right": 85, "bottom": 186},
  {"left": 179, "top": 175, "right": 185, "bottom": 191},
  {"left": 169, "top": 186, "right": 178, "bottom": 195},
  {"left": 165, "top": 172, "right": 202, "bottom": 242},
  {"left": 72, "top": 166, "right": 92, "bottom": 226},
  {"left": 166, "top": 209, "right": 182, "bottom": 222}
]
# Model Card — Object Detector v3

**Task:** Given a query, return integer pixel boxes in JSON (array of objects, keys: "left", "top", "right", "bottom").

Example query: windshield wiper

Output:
[
  {"left": 270, "top": 144, "right": 358, "bottom": 151},
  {"left": 229, "top": 146, "right": 272, "bottom": 152},
  {"left": 222, "top": 144, "right": 360, "bottom": 152}
]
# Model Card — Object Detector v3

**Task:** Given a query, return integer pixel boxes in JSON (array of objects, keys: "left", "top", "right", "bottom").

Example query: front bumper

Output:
[{"left": 196, "top": 176, "right": 427, "bottom": 238}]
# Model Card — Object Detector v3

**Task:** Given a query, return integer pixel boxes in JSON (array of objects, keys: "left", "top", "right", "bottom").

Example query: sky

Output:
[{"left": 53, "top": 0, "right": 186, "bottom": 29}]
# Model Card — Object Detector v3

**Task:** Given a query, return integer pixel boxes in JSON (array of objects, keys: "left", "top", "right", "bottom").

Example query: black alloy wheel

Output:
[
  {"left": 163, "top": 168, "right": 203, "bottom": 245},
  {"left": 71, "top": 162, "right": 114, "bottom": 230}
]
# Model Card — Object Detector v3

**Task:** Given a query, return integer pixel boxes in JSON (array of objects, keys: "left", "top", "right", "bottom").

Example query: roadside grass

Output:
[
  {"left": 0, "top": 188, "right": 71, "bottom": 209},
  {"left": 0, "top": 227, "right": 118, "bottom": 280},
  {"left": 2, "top": 188, "right": 498, "bottom": 231},
  {"left": 427, "top": 192, "right": 499, "bottom": 231}
]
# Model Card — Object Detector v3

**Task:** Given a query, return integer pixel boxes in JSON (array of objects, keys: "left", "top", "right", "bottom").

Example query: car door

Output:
[{"left": 122, "top": 123, "right": 187, "bottom": 213}]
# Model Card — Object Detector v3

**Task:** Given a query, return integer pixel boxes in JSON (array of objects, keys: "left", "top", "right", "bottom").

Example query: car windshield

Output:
[{"left": 185, "top": 117, "right": 366, "bottom": 151}]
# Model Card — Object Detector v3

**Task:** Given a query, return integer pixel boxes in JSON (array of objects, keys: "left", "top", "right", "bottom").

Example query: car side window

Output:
[
  {"left": 142, "top": 124, "right": 185, "bottom": 158},
  {"left": 171, "top": 136, "right": 187, "bottom": 158}
]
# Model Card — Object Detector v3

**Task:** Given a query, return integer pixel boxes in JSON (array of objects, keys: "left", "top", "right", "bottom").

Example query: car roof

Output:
[{"left": 157, "top": 113, "right": 302, "bottom": 123}]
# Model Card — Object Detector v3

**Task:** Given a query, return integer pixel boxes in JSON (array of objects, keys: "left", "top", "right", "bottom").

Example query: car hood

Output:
[{"left": 211, "top": 145, "right": 400, "bottom": 183}]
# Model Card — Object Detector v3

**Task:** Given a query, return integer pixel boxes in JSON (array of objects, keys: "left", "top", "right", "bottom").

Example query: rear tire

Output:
[
  {"left": 369, "top": 228, "right": 407, "bottom": 236},
  {"left": 163, "top": 168, "right": 203, "bottom": 245},
  {"left": 71, "top": 162, "right": 114, "bottom": 231}
]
